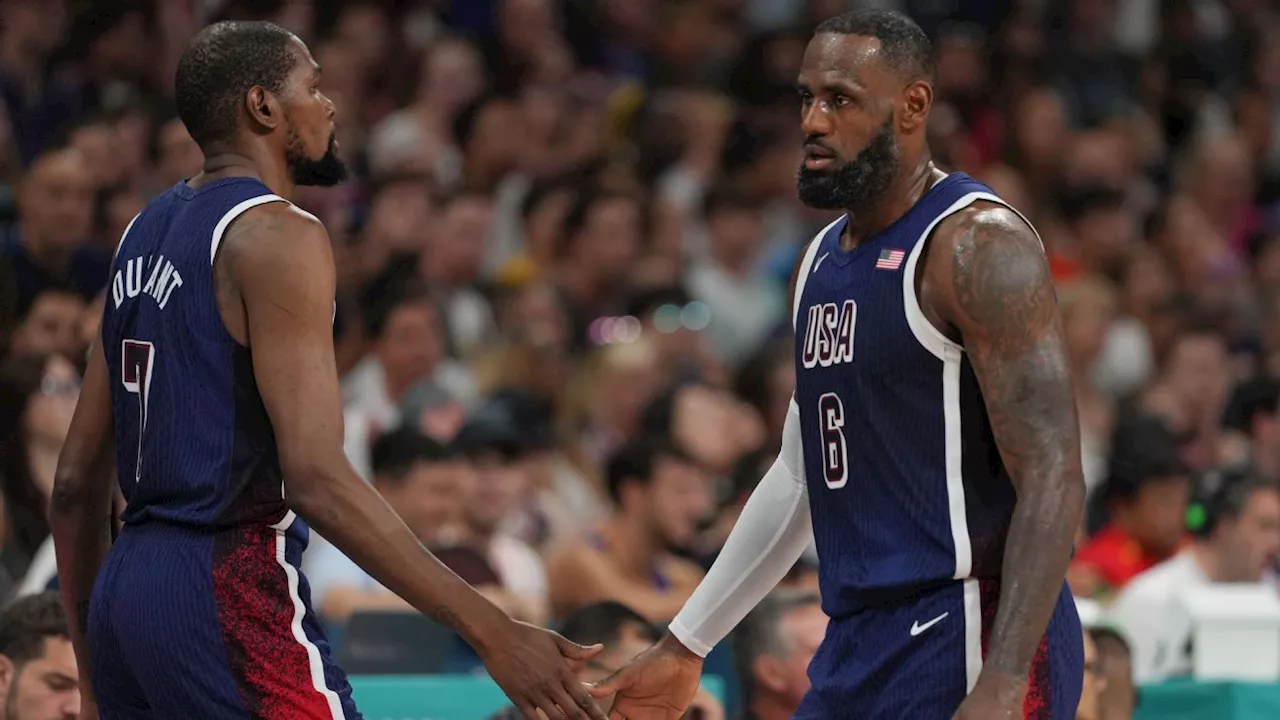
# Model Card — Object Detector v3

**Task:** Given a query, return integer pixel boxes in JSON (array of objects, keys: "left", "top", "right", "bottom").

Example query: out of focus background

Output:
[{"left": 5, "top": 0, "right": 1280, "bottom": 718}]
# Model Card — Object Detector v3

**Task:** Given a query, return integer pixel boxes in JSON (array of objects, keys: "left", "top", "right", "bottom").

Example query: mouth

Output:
[{"left": 803, "top": 144, "right": 837, "bottom": 170}]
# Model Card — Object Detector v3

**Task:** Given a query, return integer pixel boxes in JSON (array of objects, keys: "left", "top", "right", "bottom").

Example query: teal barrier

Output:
[
  {"left": 1135, "top": 680, "right": 1280, "bottom": 720},
  {"left": 349, "top": 675, "right": 726, "bottom": 720}
]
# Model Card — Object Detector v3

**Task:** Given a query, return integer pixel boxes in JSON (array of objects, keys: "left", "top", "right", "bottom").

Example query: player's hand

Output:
[
  {"left": 588, "top": 633, "right": 703, "bottom": 720},
  {"left": 951, "top": 671, "right": 1027, "bottom": 720},
  {"left": 479, "top": 619, "right": 609, "bottom": 720}
]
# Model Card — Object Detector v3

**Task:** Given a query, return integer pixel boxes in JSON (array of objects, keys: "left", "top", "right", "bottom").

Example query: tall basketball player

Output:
[
  {"left": 49, "top": 22, "right": 606, "bottom": 720},
  {"left": 592, "top": 10, "right": 1085, "bottom": 720}
]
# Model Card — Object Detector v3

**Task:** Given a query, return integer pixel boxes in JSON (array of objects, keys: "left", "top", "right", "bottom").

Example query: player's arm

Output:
[
  {"left": 931, "top": 205, "right": 1085, "bottom": 696},
  {"left": 224, "top": 205, "right": 606, "bottom": 720},
  {"left": 590, "top": 241, "right": 817, "bottom": 717},
  {"left": 50, "top": 338, "right": 116, "bottom": 709}
]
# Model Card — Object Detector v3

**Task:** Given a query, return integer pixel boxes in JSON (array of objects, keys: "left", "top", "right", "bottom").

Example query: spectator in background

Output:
[
  {"left": 1072, "top": 416, "right": 1191, "bottom": 597},
  {"left": 6, "top": 290, "right": 84, "bottom": 363},
  {"left": 147, "top": 113, "right": 202, "bottom": 192},
  {"left": 1091, "top": 627, "right": 1136, "bottom": 720},
  {"left": 0, "top": 147, "right": 102, "bottom": 315},
  {"left": 1218, "top": 376, "right": 1280, "bottom": 478},
  {"left": 420, "top": 191, "right": 498, "bottom": 358},
  {"left": 1108, "top": 470, "right": 1280, "bottom": 683},
  {"left": 1076, "top": 626, "right": 1108, "bottom": 720},
  {"left": 454, "top": 400, "right": 551, "bottom": 625},
  {"left": 547, "top": 438, "right": 709, "bottom": 621},
  {"left": 732, "top": 590, "right": 826, "bottom": 720},
  {"left": 1059, "top": 277, "right": 1119, "bottom": 493},
  {"left": 1137, "top": 321, "right": 1231, "bottom": 470},
  {"left": 0, "top": 592, "right": 78, "bottom": 720},
  {"left": 0, "top": 352, "right": 79, "bottom": 592},
  {"left": 486, "top": 601, "right": 723, "bottom": 720},
  {"left": 306, "top": 427, "right": 472, "bottom": 623},
  {"left": 555, "top": 189, "right": 644, "bottom": 349},
  {"left": 686, "top": 183, "right": 783, "bottom": 366}
]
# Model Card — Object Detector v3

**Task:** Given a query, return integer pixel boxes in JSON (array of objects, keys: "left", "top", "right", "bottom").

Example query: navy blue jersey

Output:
[
  {"left": 793, "top": 172, "right": 1039, "bottom": 619},
  {"left": 102, "top": 178, "right": 295, "bottom": 530}
]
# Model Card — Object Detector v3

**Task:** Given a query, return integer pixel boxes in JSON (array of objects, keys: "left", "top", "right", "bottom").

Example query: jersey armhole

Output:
[
  {"left": 901, "top": 191, "right": 1044, "bottom": 362},
  {"left": 209, "top": 194, "right": 289, "bottom": 266}
]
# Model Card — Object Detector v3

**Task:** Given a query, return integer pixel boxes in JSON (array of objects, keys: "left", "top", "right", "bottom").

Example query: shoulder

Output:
[
  {"left": 220, "top": 202, "right": 331, "bottom": 269},
  {"left": 931, "top": 200, "right": 1042, "bottom": 265}
]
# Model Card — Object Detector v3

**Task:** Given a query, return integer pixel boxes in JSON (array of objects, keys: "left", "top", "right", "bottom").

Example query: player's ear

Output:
[
  {"left": 0, "top": 655, "right": 14, "bottom": 694},
  {"left": 245, "top": 86, "right": 281, "bottom": 131},
  {"left": 899, "top": 80, "right": 932, "bottom": 133}
]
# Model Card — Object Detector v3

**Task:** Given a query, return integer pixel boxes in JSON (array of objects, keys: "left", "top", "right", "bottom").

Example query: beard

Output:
[
  {"left": 285, "top": 131, "right": 348, "bottom": 187},
  {"left": 796, "top": 117, "right": 899, "bottom": 213}
]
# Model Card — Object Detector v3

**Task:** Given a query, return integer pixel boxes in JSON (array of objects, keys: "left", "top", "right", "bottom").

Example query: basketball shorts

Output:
[
  {"left": 795, "top": 579, "right": 1083, "bottom": 719},
  {"left": 87, "top": 512, "right": 362, "bottom": 720}
]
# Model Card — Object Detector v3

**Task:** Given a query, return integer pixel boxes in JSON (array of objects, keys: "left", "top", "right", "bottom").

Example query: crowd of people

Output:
[{"left": 3, "top": 0, "right": 1280, "bottom": 718}]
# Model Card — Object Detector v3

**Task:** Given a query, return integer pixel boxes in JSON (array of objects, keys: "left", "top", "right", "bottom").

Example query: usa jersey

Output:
[
  {"left": 793, "top": 172, "right": 1039, "bottom": 619},
  {"left": 102, "top": 178, "right": 295, "bottom": 530}
]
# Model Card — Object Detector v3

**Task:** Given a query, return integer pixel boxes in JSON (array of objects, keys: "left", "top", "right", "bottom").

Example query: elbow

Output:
[
  {"left": 280, "top": 458, "right": 344, "bottom": 524},
  {"left": 49, "top": 467, "right": 91, "bottom": 519}
]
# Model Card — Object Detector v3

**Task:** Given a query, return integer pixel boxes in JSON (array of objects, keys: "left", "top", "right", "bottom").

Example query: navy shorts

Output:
[
  {"left": 795, "top": 579, "right": 1083, "bottom": 719},
  {"left": 87, "top": 512, "right": 362, "bottom": 720}
]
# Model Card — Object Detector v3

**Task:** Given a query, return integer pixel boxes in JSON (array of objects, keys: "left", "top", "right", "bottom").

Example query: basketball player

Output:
[
  {"left": 591, "top": 10, "right": 1085, "bottom": 719},
  {"left": 49, "top": 22, "right": 606, "bottom": 720}
]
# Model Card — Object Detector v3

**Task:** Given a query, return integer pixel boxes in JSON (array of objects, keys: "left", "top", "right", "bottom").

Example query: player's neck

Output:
[
  {"left": 840, "top": 157, "right": 940, "bottom": 250},
  {"left": 195, "top": 148, "right": 296, "bottom": 201}
]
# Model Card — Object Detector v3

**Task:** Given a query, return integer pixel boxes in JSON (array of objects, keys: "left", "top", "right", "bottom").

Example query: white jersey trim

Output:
[
  {"left": 270, "top": 511, "right": 347, "bottom": 719},
  {"left": 112, "top": 213, "right": 142, "bottom": 263},
  {"left": 792, "top": 215, "right": 845, "bottom": 330},
  {"left": 900, "top": 184, "right": 1044, "bottom": 582},
  {"left": 209, "top": 194, "right": 288, "bottom": 266},
  {"left": 963, "top": 578, "right": 982, "bottom": 692}
]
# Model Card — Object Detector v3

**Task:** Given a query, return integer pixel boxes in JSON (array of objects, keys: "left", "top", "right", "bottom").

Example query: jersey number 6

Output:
[
  {"left": 818, "top": 392, "right": 848, "bottom": 489},
  {"left": 121, "top": 339, "right": 156, "bottom": 483}
]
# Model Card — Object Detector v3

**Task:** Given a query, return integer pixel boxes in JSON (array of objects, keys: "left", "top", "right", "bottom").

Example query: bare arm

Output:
[
  {"left": 549, "top": 548, "right": 694, "bottom": 622},
  {"left": 50, "top": 339, "right": 117, "bottom": 707},
  {"left": 931, "top": 204, "right": 1085, "bottom": 685},
  {"left": 223, "top": 205, "right": 509, "bottom": 649}
]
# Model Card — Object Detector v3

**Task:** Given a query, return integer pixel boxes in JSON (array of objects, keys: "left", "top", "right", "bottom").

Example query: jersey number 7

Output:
[{"left": 121, "top": 340, "right": 155, "bottom": 483}]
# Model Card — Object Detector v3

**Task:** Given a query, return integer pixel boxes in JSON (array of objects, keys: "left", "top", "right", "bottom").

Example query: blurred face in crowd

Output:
[
  {"left": 1116, "top": 476, "right": 1191, "bottom": 557},
  {"left": 573, "top": 196, "right": 643, "bottom": 284},
  {"left": 25, "top": 355, "right": 80, "bottom": 454},
  {"left": 68, "top": 121, "right": 118, "bottom": 189},
  {"left": 1076, "top": 631, "right": 1106, "bottom": 720},
  {"left": 1215, "top": 486, "right": 1280, "bottom": 582},
  {"left": 419, "top": 37, "right": 485, "bottom": 116},
  {"left": 754, "top": 603, "right": 828, "bottom": 710},
  {"left": 1093, "top": 633, "right": 1135, "bottom": 720},
  {"left": 672, "top": 386, "right": 767, "bottom": 475},
  {"left": 1122, "top": 245, "right": 1174, "bottom": 317},
  {"left": 706, "top": 205, "right": 765, "bottom": 273},
  {"left": 522, "top": 188, "right": 574, "bottom": 266},
  {"left": 1013, "top": 88, "right": 1065, "bottom": 171},
  {"left": 593, "top": 342, "right": 662, "bottom": 437},
  {"left": 465, "top": 451, "right": 529, "bottom": 537},
  {"left": 365, "top": 177, "right": 433, "bottom": 258},
  {"left": 376, "top": 460, "right": 472, "bottom": 545},
  {"left": 18, "top": 149, "right": 94, "bottom": 254},
  {"left": 333, "top": 4, "right": 388, "bottom": 71},
  {"left": 426, "top": 195, "right": 492, "bottom": 285},
  {"left": 795, "top": 33, "right": 905, "bottom": 212},
  {"left": 155, "top": 118, "right": 203, "bottom": 187},
  {"left": 1060, "top": 282, "right": 1116, "bottom": 372},
  {"left": 623, "top": 454, "right": 713, "bottom": 553},
  {"left": 0, "top": 636, "right": 80, "bottom": 720},
  {"left": 377, "top": 300, "right": 444, "bottom": 392},
  {"left": 10, "top": 292, "right": 84, "bottom": 360},
  {"left": 1073, "top": 203, "right": 1137, "bottom": 278},
  {"left": 1162, "top": 331, "right": 1229, "bottom": 419}
]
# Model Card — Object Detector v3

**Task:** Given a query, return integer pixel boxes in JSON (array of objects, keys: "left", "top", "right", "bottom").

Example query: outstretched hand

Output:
[
  {"left": 588, "top": 633, "right": 704, "bottom": 720},
  {"left": 480, "top": 620, "right": 609, "bottom": 720}
]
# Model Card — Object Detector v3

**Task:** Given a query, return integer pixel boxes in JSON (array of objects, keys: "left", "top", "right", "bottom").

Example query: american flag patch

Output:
[{"left": 875, "top": 248, "right": 906, "bottom": 270}]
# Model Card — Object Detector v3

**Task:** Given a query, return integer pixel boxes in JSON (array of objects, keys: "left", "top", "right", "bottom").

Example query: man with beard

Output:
[
  {"left": 0, "top": 593, "right": 79, "bottom": 720},
  {"left": 592, "top": 9, "right": 1084, "bottom": 720},
  {"left": 49, "top": 22, "right": 607, "bottom": 720}
]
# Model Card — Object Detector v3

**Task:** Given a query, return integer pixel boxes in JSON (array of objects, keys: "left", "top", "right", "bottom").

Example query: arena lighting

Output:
[{"left": 588, "top": 302, "right": 713, "bottom": 344}]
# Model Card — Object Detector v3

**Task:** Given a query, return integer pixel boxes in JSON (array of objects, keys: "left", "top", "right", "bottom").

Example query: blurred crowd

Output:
[{"left": 5, "top": 0, "right": 1280, "bottom": 718}]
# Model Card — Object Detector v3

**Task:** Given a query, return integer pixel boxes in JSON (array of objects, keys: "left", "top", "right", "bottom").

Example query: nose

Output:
[{"left": 801, "top": 100, "right": 834, "bottom": 138}]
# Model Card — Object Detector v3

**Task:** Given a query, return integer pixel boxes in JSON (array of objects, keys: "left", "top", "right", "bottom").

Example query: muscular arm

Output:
[
  {"left": 223, "top": 205, "right": 508, "bottom": 651},
  {"left": 931, "top": 204, "right": 1085, "bottom": 685},
  {"left": 50, "top": 339, "right": 116, "bottom": 705}
]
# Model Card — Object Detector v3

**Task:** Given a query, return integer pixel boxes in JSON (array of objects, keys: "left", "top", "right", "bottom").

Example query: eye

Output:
[
  {"left": 798, "top": 91, "right": 813, "bottom": 107},
  {"left": 833, "top": 95, "right": 853, "bottom": 108}
]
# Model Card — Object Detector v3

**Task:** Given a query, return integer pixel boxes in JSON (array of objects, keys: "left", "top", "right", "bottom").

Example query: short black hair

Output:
[
  {"left": 556, "top": 602, "right": 658, "bottom": 648},
  {"left": 733, "top": 590, "right": 822, "bottom": 703},
  {"left": 174, "top": 21, "right": 301, "bottom": 148},
  {"left": 605, "top": 436, "right": 697, "bottom": 506},
  {"left": 1189, "top": 467, "right": 1280, "bottom": 537},
  {"left": 558, "top": 189, "right": 638, "bottom": 259},
  {"left": 0, "top": 592, "right": 69, "bottom": 665},
  {"left": 370, "top": 426, "right": 457, "bottom": 481},
  {"left": 364, "top": 281, "right": 437, "bottom": 339},
  {"left": 1222, "top": 377, "right": 1280, "bottom": 435},
  {"left": 814, "top": 9, "right": 936, "bottom": 84}
]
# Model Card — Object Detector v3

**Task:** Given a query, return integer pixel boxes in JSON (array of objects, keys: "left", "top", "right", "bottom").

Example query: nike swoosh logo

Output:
[
  {"left": 910, "top": 612, "right": 949, "bottom": 637},
  {"left": 813, "top": 252, "right": 830, "bottom": 273}
]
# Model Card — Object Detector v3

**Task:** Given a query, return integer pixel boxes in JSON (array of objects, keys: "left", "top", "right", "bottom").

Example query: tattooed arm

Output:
[{"left": 928, "top": 203, "right": 1085, "bottom": 703}]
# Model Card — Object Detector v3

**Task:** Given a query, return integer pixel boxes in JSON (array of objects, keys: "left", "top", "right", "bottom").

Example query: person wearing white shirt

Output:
[{"left": 1108, "top": 470, "right": 1280, "bottom": 683}]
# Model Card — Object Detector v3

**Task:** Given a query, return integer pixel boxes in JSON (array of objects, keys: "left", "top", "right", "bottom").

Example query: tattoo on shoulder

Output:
[{"left": 947, "top": 206, "right": 1078, "bottom": 481}]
